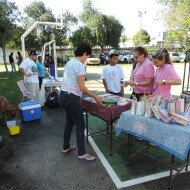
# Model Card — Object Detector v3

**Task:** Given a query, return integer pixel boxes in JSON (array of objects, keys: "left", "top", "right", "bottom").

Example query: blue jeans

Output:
[{"left": 59, "top": 91, "right": 86, "bottom": 156}]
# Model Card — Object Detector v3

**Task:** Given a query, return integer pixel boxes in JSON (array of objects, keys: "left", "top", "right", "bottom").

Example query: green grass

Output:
[
  {"left": 0, "top": 71, "right": 23, "bottom": 107},
  {"left": 0, "top": 71, "right": 23, "bottom": 142}
]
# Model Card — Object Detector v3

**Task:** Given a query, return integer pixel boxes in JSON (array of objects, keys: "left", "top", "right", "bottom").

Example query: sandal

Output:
[
  {"left": 78, "top": 153, "right": 95, "bottom": 162},
  {"left": 62, "top": 146, "right": 76, "bottom": 154}
]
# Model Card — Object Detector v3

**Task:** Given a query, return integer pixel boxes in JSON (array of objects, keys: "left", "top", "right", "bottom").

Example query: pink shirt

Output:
[
  {"left": 131, "top": 58, "right": 154, "bottom": 93},
  {"left": 152, "top": 64, "right": 181, "bottom": 100}
]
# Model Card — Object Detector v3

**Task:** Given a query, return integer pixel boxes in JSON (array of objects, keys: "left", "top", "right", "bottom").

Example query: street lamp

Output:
[{"left": 138, "top": 11, "right": 146, "bottom": 46}]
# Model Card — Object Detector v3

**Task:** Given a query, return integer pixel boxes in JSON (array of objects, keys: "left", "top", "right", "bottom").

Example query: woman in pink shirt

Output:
[
  {"left": 125, "top": 47, "right": 154, "bottom": 101},
  {"left": 152, "top": 49, "right": 181, "bottom": 100}
]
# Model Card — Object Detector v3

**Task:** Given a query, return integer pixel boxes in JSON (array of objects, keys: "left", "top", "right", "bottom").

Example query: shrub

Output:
[
  {"left": 66, "top": 54, "right": 74, "bottom": 61},
  {"left": 57, "top": 57, "right": 66, "bottom": 67}
]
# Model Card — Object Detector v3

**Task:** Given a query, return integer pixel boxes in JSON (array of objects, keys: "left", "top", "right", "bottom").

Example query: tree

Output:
[
  {"left": 6, "top": 26, "right": 24, "bottom": 50},
  {"left": 80, "top": 0, "right": 98, "bottom": 23},
  {"left": 106, "top": 16, "right": 124, "bottom": 49},
  {"left": 70, "top": 26, "right": 96, "bottom": 47},
  {"left": 132, "top": 29, "right": 151, "bottom": 46},
  {"left": 80, "top": 0, "right": 124, "bottom": 52},
  {"left": 23, "top": 1, "right": 78, "bottom": 52},
  {"left": 121, "top": 35, "right": 128, "bottom": 47},
  {"left": 0, "top": 0, "right": 20, "bottom": 72},
  {"left": 158, "top": 0, "right": 190, "bottom": 50},
  {"left": 164, "top": 30, "right": 184, "bottom": 49}
]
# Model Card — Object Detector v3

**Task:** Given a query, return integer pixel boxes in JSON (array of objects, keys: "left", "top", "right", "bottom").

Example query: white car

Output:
[
  {"left": 169, "top": 52, "right": 181, "bottom": 62},
  {"left": 178, "top": 52, "right": 186, "bottom": 62},
  {"left": 86, "top": 56, "right": 100, "bottom": 65},
  {"left": 118, "top": 50, "right": 134, "bottom": 63}
]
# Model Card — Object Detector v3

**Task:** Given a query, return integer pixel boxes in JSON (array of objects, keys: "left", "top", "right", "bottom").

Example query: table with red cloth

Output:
[{"left": 81, "top": 94, "right": 132, "bottom": 155}]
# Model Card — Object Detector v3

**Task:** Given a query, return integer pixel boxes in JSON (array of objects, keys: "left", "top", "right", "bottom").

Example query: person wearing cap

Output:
[
  {"left": 101, "top": 49, "right": 125, "bottom": 96},
  {"left": 19, "top": 50, "right": 39, "bottom": 101},
  {"left": 124, "top": 46, "right": 155, "bottom": 101}
]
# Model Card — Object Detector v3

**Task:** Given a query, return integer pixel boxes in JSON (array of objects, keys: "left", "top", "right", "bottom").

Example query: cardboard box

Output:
[{"left": 19, "top": 101, "right": 41, "bottom": 122}]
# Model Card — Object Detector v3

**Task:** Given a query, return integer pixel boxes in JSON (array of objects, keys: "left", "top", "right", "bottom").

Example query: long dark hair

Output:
[{"left": 152, "top": 48, "right": 172, "bottom": 64}]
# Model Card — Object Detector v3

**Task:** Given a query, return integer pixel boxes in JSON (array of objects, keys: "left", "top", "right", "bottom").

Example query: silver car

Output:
[
  {"left": 169, "top": 52, "right": 181, "bottom": 62},
  {"left": 118, "top": 51, "right": 134, "bottom": 63}
]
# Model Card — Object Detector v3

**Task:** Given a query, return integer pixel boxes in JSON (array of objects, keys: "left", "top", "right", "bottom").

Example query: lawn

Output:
[{"left": 0, "top": 71, "right": 23, "bottom": 107}]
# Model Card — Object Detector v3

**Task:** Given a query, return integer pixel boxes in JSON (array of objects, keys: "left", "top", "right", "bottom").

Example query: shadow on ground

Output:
[
  {"left": 0, "top": 68, "right": 189, "bottom": 189},
  {"left": 0, "top": 106, "right": 190, "bottom": 190}
]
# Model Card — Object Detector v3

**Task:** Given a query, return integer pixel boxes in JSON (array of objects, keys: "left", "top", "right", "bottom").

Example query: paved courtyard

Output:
[{"left": 0, "top": 64, "right": 190, "bottom": 190}]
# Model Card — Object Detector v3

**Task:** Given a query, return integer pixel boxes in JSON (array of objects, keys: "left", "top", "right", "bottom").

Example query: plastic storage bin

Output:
[
  {"left": 9, "top": 125, "right": 20, "bottom": 135},
  {"left": 19, "top": 101, "right": 41, "bottom": 122},
  {"left": 6, "top": 120, "right": 16, "bottom": 128}
]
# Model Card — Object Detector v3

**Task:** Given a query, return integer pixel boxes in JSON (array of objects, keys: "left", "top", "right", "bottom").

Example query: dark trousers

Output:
[
  {"left": 109, "top": 91, "right": 121, "bottom": 96},
  {"left": 59, "top": 91, "right": 86, "bottom": 156},
  {"left": 39, "top": 77, "right": 44, "bottom": 90}
]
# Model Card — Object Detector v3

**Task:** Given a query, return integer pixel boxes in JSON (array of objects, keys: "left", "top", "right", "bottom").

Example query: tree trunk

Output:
[
  {"left": 100, "top": 46, "right": 104, "bottom": 53},
  {"left": 2, "top": 46, "right": 9, "bottom": 73}
]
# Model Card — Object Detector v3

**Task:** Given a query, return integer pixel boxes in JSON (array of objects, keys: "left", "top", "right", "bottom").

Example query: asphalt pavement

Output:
[{"left": 0, "top": 65, "right": 190, "bottom": 190}]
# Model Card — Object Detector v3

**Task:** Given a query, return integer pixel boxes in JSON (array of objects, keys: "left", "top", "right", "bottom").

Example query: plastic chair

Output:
[{"left": 17, "top": 80, "right": 33, "bottom": 101}]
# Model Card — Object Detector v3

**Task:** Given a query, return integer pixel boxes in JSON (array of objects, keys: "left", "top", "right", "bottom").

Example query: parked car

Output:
[
  {"left": 118, "top": 50, "right": 134, "bottom": 63},
  {"left": 178, "top": 52, "right": 186, "bottom": 62},
  {"left": 169, "top": 52, "right": 181, "bottom": 62},
  {"left": 148, "top": 52, "right": 154, "bottom": 60},
  {"left": 86, "top": 55, "right": 101, "bottom": 65},
  {"left": 99, "top": 52, "right": 109, "bottom": 64}
]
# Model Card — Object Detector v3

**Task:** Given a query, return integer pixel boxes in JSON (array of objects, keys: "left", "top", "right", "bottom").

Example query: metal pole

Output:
[
  {"left": 138, "top": 11, "right": 142, "bottom": 46},
  {"left": 138, "top": 11, "right": 145, "bottom": 47},
  {"left": 53, "top": 41, "right": 58, "bottom": 79},
  {"left": 21, "top": 21, "right": 62, "bottom": 59}
]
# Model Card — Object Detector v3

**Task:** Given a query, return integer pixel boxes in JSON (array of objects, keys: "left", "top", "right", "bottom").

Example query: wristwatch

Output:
[{"left": 162, "top": 79, "right": 166, "bottom": 84}]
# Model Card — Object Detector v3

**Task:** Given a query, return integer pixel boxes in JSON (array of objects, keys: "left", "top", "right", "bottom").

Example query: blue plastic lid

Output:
[{"left": 19, "top": 100, "right": 40, "bottom": 107}]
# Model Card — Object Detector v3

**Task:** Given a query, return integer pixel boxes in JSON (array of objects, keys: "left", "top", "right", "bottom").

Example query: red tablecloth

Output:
[{"left": 81, "top": 98, "right": 132, "bottom": 122}]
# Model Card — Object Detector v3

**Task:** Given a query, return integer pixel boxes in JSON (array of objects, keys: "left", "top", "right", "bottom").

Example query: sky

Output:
[{"left": 12, "top": 0, "right": 166, "bottom": 38}]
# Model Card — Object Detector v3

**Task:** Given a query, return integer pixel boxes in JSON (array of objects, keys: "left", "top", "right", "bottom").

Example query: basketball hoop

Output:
[
  {"left": 56, "top": 24, "right": 63, "bottom": 30},
  {"left": 21, "top": 9, "right": 64, "bottom": 59},
  {"left": 56, "top": 13, "right": 63, "bottom": 30}
]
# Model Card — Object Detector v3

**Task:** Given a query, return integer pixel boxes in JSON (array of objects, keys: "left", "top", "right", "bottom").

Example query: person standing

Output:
[
  {"left": 36, "top": 56, "right": 45, "bottom": 90},
  {"left": 59, "top": 43, "right": 103, "bottom": 162},
  {"left": 9, "top": 52, "right": 16, "bottom": 72},
  {"left": 16, "top": 52, "right": 23, "bottom": 68},
  {"left": 101, "top": 49, "right": 125, "bottom": 96},
  {"left": 19, "top": 50, "right": 39, "bottom": 101},
  {"left": 152, "top": 48, "right": 181, "bottom": 99},
  {"left": 125, "top": 46, "right": 155, "bottom": 101},
  {"left": 48, "top": 56, "right": 55, "bottom": 78}
]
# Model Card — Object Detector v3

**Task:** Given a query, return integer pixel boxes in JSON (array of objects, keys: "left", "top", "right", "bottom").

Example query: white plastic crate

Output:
[{"left": 6, "top": 120, "right": 16, "bottom": 128}]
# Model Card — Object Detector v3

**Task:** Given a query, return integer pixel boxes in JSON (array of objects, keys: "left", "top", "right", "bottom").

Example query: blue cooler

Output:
[{"left": 19, "top": 101, "right": 41, "bottom": 122}]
